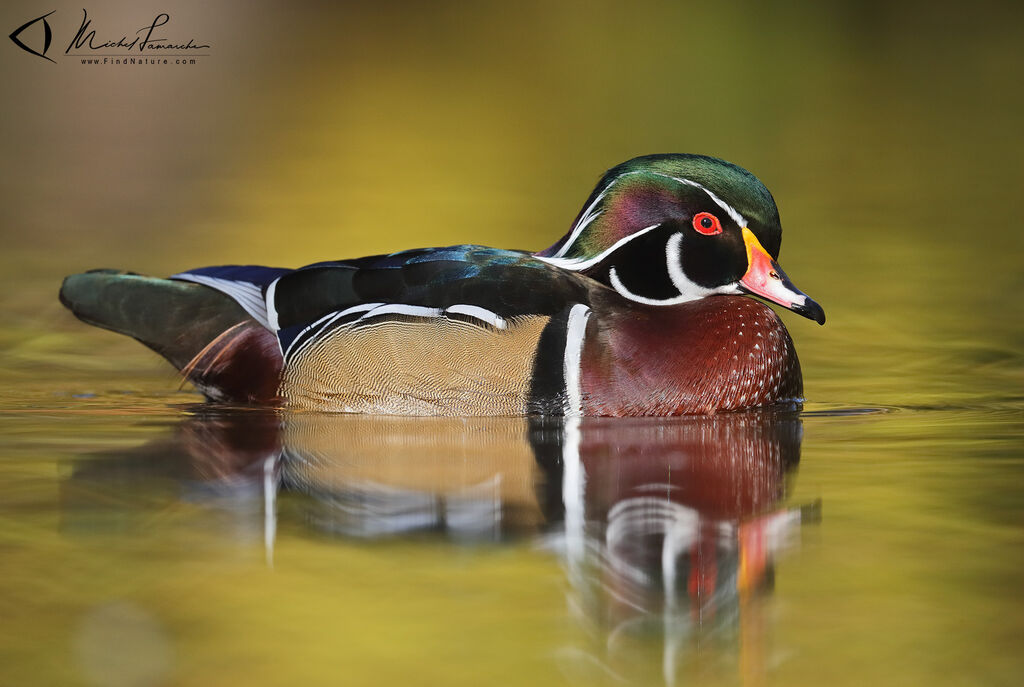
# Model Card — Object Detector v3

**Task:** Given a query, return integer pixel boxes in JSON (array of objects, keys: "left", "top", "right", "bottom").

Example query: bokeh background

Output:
[
  {"left": 1, "top": 0, "right": 1022, "bottom": 406},
  {"left": 2, "top": 2, "right": 1024, "bottom": 686}
]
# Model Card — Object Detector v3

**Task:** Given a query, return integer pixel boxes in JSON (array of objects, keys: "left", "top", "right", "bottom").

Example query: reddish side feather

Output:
[{"left": 182, "top": 321, "right": 283, "bottom": 404}]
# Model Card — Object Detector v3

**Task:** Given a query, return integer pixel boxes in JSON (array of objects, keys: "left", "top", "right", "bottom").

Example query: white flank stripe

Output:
[
  {"left": 285, "top": 302, "right": 513, "bottom": 363},
  {"left": 358, "top": 304, "right": 442, "bottom": 321},
  {"left": 561, "top": 417, "right": 586, "bottom": 578},
  {"left": 265, "top": 277, "right": 281, "bottom": 332},
  {"left": 537, "top": 223, "right": 662, "bottom": 271},
  {"left": 444, "top": 304, "right": 507, "bottom": 329},
  {"left": 173, "top": 274, "right": 271, "bottom": 329},
  {"left": 263, "top": 454, "right": 278, "bottom": 569},
  {"left": 283, "top": 303, "right": 383, "bottom": 362},
  {"left": 563, "top": 304, "right": 591, "bottom": 417}
]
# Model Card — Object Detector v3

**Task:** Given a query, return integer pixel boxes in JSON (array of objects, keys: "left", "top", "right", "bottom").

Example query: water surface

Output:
[{"left": 2, "top": 2, "right": 1023, "bottom": 686}]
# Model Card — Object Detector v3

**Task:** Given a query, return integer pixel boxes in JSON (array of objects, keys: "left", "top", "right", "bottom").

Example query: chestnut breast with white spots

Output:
[{"left": 579, "top": 295, "right": 802, "bottom": 416}]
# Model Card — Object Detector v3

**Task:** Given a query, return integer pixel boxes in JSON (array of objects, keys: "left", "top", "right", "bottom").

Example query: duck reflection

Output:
[
  {"left": 282, "top": 415, "right": 545, "bottom": 540},
  {"left": 532, "top": 415, "right": 816, "bottom": 685},
  {"left": 64, "top": 408, "right": 816, "bottom": 684}
]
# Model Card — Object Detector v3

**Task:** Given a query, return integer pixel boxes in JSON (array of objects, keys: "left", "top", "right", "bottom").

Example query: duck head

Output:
[{"left": 536, "top": 154, "right": 825, "bottom": 324}]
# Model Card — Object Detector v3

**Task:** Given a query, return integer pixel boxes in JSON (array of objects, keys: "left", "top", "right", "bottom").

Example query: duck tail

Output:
[{"left": 59, "top": 270, "right": 282, "bottom": 403}]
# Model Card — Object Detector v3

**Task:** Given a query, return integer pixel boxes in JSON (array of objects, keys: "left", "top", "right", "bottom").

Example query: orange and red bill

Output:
[{"left": 738, "top": 227, "right": 825, "bottom": 325}]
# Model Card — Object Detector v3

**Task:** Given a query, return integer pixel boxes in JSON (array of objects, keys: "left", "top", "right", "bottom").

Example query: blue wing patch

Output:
[{"left": 174, "top": 265, "right": 290, "bottom": 287}]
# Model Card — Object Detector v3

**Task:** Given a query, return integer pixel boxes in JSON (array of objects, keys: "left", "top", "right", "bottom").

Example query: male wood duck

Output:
[{"left": 60, "top": 154, "right": 824, "bottom": 416}]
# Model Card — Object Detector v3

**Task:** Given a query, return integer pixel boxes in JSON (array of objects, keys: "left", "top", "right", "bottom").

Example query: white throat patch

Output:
[{"left": 607, "top": 232, "right": 738, "bottom": 306}]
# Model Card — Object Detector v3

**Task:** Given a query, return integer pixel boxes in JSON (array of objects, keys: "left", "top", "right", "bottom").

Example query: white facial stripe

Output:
[
  {"left": 537, "top": 223, "right": 661, "bottom": 271},
  {"left": 563, "top": 304, "right": 591, "bottom": 417},
  {"left": 554, "top": 169, "right": 660, "bottom": 257},
  {"left": 609, "top": 267, "right": 697, "bottom": 305},
  {"left": 554, "top": 170, "right": 747, "bottom": 259},
  {"left": 607, "top": 233, "right": 739, "bottom": 306},
  {"left": 665, "top": 232, "right": 717, "bottom": 301},
  {"left": 650, "top": 172, "right": 747, "bottom": 228},
  {"left": 553, "top": 190, "right": 609, "bottom": 258}
]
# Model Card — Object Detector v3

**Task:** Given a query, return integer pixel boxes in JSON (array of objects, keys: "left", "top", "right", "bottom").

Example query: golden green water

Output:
[{"left": 2, "top": 2, "right": 1024, "bottom": 685}]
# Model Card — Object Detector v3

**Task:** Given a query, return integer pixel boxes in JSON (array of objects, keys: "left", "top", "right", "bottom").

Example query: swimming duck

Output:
[{"left": 59, "top": 153, "right": 824, "bottom": 416}]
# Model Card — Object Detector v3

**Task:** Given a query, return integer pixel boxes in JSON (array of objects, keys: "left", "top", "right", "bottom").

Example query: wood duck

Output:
[{"left": 60, "top": 154, "right": 824, "bottom": 416}]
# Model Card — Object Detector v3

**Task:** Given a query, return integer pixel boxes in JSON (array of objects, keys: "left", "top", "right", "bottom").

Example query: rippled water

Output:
[
  {"left": 3, "top": 2, "right": 1024, "bottom": 686},
  {"left": 2, "top": 378, "right": 1021, "bottom": 686}
]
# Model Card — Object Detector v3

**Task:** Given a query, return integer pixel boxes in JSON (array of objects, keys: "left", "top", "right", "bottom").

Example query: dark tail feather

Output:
[{"left": 60, "top": 270, "right": 282, "bottom": 403}]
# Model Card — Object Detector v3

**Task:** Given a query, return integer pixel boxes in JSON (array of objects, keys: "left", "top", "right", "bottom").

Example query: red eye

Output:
[{"left": 692, "top": 212, "right": 723, "bottom": 236}]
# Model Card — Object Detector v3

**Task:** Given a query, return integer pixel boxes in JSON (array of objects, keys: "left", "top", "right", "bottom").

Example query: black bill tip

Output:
[{"left": 793, "top": 297, "right": 826, "bottom": 325}]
